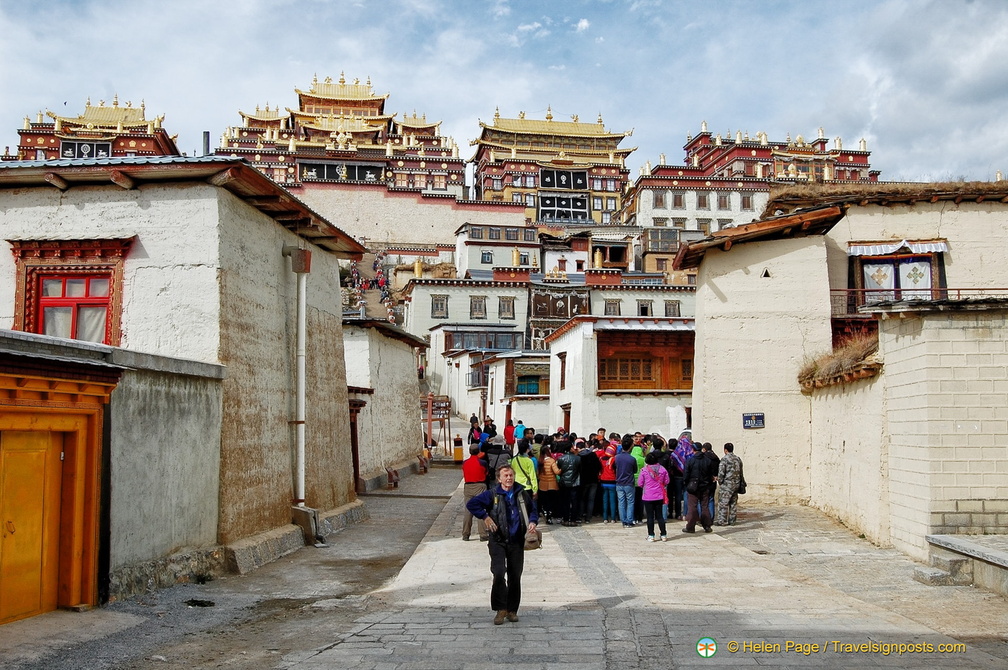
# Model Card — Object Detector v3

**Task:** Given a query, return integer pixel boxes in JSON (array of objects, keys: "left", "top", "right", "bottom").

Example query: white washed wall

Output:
[
  {"left": 343, "top": 325, "right": 423, "bottom": 478},
  {"left": 296, "top": 186, "right": 525, "bottom": 246},
  {"left": 693, "top": 237, "right": 833, "bottom": 502},
  {"left": 0, "top": 183, "right": 223, "bottom": 363},
  {"left": 808, "top": 377, "right": 889, "bottom": 545}
]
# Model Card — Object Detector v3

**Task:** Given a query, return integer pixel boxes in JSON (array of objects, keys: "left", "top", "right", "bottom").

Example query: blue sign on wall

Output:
[{"left": 742, "top": 413, "right": 765, "bottom": 429}]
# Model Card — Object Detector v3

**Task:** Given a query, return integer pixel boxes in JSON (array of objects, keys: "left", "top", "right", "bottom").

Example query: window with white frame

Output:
[
  {"left": 481, "top": 250, "right": 493, "bottom": 264},
  {"left": 653, "top": 191, "right": 666, "bottom": 208},
  {"left": 664, "top": 300, "right": 680, "bottom": 317},
  {"left": 604, "top": 300, "right": 621, "bottom": 316}
]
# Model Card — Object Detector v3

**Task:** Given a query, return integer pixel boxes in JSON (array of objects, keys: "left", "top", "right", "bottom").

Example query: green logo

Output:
[{"left": 696, "top": 637, "right": 717, "bottom": 658}]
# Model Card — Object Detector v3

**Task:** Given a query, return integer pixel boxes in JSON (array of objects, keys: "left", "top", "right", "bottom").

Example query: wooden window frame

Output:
[{"left": 10, "top": 238, "right": 134, "bottom": 346}]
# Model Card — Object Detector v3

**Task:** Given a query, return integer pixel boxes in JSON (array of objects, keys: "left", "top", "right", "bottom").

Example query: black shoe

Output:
[
  {"left": 703, "top": 527, "right": 713, "bottom": 533},
  {"left": 682, "top": 527, "right": 696, "bottom": 534}
]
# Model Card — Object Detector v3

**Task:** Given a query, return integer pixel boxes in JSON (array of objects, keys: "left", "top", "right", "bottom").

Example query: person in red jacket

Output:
[
  {"left": 462, "top": 445, "right": 489, "bottom": 541},
  {"left": 503, "top": 419, "right": 516, "bottom": 455}
]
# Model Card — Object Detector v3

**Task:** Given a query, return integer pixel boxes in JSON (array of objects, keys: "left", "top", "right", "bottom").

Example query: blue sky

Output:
[{"left": 1, "top": 0, "right": 1006, "bottom": 182}]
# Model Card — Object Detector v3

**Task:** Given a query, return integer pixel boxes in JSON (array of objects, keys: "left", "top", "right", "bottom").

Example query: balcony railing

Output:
[{"left": 830, "top": 288, "right": 1008, "bottom": 317}]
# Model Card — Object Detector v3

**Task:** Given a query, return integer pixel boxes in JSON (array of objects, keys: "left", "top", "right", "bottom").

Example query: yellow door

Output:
[{"left": 0, "top": 431, "right": 62, "bottom": 624}]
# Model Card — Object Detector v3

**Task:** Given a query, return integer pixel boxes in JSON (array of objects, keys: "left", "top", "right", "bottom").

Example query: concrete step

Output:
[{"left": 913, "top": 565, "right": 972, "bottom": 586}]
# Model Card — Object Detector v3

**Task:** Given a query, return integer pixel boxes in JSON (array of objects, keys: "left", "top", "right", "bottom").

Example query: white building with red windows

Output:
[{"left": 0, "top": 156, "right": 369, "bottom": 613}]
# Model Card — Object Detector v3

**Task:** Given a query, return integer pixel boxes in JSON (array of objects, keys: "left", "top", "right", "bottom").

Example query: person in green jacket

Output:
[
  {"left": 630, "top": 435, "right": 646, "bottom": 523},
  {"left": 511, "top": 439, "right": 539, "bottom": 498}
]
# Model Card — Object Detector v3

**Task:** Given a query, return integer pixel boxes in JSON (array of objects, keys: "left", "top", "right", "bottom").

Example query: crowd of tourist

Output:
[
  {"left": 461, "top": 418, "right": 745, "bottom": 543},
  {"left": 347, "top": 250, "right": 396, "bottom": 322}
]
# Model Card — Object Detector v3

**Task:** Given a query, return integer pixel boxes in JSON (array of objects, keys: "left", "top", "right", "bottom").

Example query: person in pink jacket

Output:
[{"left": 638, "top": 451, "right": 670, "bottom": 541}]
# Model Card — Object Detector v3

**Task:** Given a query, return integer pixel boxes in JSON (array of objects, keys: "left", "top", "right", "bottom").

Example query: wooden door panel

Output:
[{"left": 0, "top": 431, "right": 62, "bottom": 624}]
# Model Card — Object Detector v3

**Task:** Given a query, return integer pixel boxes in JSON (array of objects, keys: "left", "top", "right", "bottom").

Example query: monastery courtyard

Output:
[{"left": 2, "top": 465, "right": 1007, "bottom": 670}]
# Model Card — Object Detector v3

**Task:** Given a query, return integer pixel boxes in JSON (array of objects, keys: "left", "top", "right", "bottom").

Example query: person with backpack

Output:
[{"left": 466, "top": 464, "right": 538, "bottom": 625}]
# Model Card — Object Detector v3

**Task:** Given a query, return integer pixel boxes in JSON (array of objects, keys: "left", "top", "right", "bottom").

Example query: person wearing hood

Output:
[{"left": 466, "top": 464, "right": 538, "bottom": 625}]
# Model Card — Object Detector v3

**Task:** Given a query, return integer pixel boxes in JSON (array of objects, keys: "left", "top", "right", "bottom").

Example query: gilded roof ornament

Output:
[
  {"left": 518, "top": 111, "right": 525, "bottom": 119},
  {"left": 597, "top": 112, "right": 603, "bottom": 125},
  {"left": 113, "top": 93, "right": 119, "bottom": 107},
  {"left": 338, "top": 72, "right": 345, "bottom": 84},
  {"left": 571, "top": 114, "right": 579, "bottom": 122},
  {"left": 495, "top": 107, "right": 500, "bottom": 121},
  {"left": 545, "top": 106, "right": 553, "bottom": 122}
]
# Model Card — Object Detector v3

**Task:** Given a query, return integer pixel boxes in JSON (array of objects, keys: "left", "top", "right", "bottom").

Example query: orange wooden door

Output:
[{"left": 0, "top": 431, "right": 62, "bottom": 624}]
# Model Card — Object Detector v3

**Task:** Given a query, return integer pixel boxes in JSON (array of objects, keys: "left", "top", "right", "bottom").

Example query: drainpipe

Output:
[{"left": 283, "top": 245, "right": 312, "bottom": 506}]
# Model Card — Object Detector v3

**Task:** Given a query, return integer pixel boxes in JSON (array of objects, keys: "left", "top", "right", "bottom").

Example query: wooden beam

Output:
[
  {"left": 44, "top": 172, "right": 69, "bottom": 191},
  {"left": 109, "top": 170, "right": 135, "bottom": 190},
  {"left": 722, "top": 240, "right": 732, "bottom": 251},
  {"left": 976, "top": 195, "right": 985, "bottom": 203},
  {"left": 954, "top": 195, "right": 963, "bottom": 204},
  {"left": 208, "top": 167, "right": 240, "bottom": 187},
  {"left": 244, "top": 195, "right": 284, "bottom": 206}
]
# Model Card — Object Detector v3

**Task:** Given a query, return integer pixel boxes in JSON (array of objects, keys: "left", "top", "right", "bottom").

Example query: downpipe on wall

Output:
[{"left": 283, "top": 244, "right": 326, "bottom": 546}]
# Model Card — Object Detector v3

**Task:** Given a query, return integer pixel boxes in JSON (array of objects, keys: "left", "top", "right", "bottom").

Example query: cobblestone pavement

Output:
[{"left": 4, "top": 467, "right": 1008, "bottom": 669}]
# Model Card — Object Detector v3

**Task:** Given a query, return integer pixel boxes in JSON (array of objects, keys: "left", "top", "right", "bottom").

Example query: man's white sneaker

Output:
[{"left": 646, "top": 535, "right": 655, "bottom": 542}]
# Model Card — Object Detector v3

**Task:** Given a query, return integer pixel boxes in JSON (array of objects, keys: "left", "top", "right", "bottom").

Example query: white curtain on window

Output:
[
  {"left": 77, "top": 306, "right": 107, "bottom": 343},
  {"left": 43, "top": 306, "right": 72, "bottom": 338},
  {"left": 862, "top": 263, "right": 895, "bottom": 303},
  {"left": 899, "top": 260, "right": 932, "bottom": 300}
]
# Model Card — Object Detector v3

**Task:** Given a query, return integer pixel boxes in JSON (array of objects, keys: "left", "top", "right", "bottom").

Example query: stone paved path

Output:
[{"left": 278, "top": 484, "right": 1008, "bottom": 669}]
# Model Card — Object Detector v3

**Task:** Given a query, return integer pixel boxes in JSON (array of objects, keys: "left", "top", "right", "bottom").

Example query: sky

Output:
[{"left": 1, "top": 0, "right": 1006, "bottom": 183}]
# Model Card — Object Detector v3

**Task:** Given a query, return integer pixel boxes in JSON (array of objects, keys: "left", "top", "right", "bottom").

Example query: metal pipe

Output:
[{"left": 283, "top": 245, "right": 311, "bottom": 506}]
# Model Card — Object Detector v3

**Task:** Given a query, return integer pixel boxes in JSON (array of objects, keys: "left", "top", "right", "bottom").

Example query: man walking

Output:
[
  {"left": 466, "top": 465, "right": 538, "bottom": 624},
  {"left": 714, "top": 442, "right": 743, "bottom": 526},
  {"left": 461, "top": 445, "right": 488, "bottom": 541}
]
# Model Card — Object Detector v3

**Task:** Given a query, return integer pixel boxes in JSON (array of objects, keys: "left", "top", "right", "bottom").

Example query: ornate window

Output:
[
  {"left": 717, "top": 193, "right": 730, "bottom": 210},
  {"left": 741, "top": 194, "right": 754, "bottom": 210},
  {"left": 505, "top": 228, "right": 519, "bottom": 241},
  {"left": 10, "top": 238, "right": 134, "bottom": 345},
  {"left": 481, "top": 250, "right": 493, "bottom": 264},
  {"left": 637, "top": 300, "right": 653, "bottom": 316},
  {"left": 470, "top": 296, "right": 487, "bottom": 319},
  {"left": 664, "top": 300, "right": 681, "bottom": 317},
  {"left": 672, "top": 192, "right": 685, "bottom": 208},
  {"left": 653, "top": 191, "right": 666, "bottom": 209},
  {"left": 431, "top": 294, "right": 448, "bottom": 319},
  {"left": 604, "top": 300, "right": 621, "bottom": 316},
  {"left": 696, "top": 193, "right": 709, "bottom": 209},
  {"left": 498, "top": 296, "right": 515, "bottom": 319}
]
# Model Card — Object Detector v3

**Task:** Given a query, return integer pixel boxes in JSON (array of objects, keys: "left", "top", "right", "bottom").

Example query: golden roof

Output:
[
  {"left": 48, "top": 95, "right": 155, "bottom": 127},
  {"left": 295, "top": 73, "right": 389, "bottom": 102},
  {"left": 240, "top": 104, "right": 286, "bottom": 121},
  {"left": 300, "top": 114, "right": 388, "bottom": 133},
  {"left": 478, "top": 107, "right": 631, "bottom": 139},
  {"left": 398, "top": 111, "right": 440, "bottom": 130}
]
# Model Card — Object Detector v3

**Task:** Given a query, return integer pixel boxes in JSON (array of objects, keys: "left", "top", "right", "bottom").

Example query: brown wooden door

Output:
[{"left": 0, "top": 431, "right": 62, "bottom": 624}]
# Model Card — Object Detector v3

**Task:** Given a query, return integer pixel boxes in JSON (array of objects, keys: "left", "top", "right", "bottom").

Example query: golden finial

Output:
[
  {"left": 325, "top": 76, "right": 332, "bottom": 84},
  {"left": 256, "top": 104, "right": 260, "bottom": 112},
  {"left": 546, "top": 106, "right": 553, "bottom": 121},
  {"left": 99, "top": 99, "right": 105, "bottom": 107},
  {"left": 113, "top": 93, "right": 119, "bottom": 107},
  {"left": 597, "top": 112, "right": 603, "bottom": 125},
  {"left": 312, "top": 73, "right": 318, "bottom": 86},
  {"left": 339, "top": 71, "right": 346, "bottom": 85},
  {"left": 571, "top": 114, "right": 579, "bottom": 122},
  {"left": 141, "top": 99, "right": 145, "bottom": 112},
  {"left": 353, "top": 77, "right": 360, "bottom": 85},
  {"left": 494, "top": 106, "right": 500, "bottom": 120},
  {"left": 126, "top": 100, "right": 133, "bottom": 108},
  {"left": 86, "top": 96, "right": 92, "bottom": 107},
  {"left": 367, "top": 76, "right": 371, "bottom": 86},
  {"left": 518, "top": 111, "right": 525, "bottom": 119}
]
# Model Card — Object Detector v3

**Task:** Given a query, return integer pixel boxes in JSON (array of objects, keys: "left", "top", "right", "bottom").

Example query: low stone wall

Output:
[
  {"left": 930, "top": 499, "right": 1008, "bottom": 534},
  {"left": 107, "top": 548, "right": 227, "bottom": 601}
]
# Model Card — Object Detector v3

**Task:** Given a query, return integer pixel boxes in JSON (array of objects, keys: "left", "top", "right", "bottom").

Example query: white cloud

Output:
[{"left": 576, "top": 18, "right": 590, "bottom": 32}]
